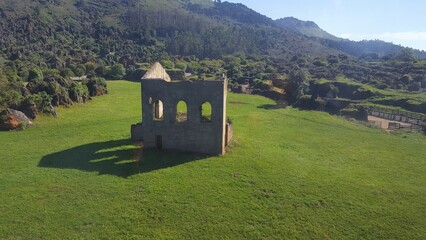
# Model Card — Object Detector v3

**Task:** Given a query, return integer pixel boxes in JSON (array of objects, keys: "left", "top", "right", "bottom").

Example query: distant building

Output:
[
  {"left": 69, "top": 75, "right": 88, "bottom": 81},
  {"left": 131, "top": 62, "right": 232, "bottom": 155}
]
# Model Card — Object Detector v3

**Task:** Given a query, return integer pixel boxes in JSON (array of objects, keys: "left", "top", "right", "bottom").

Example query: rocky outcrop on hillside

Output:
[{"left": 0, "top": 109, "right": 33, "bottom": 130}]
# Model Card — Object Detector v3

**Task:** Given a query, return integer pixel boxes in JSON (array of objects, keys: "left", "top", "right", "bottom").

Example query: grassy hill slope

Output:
[{"left": 0, "top": 81, "right": 425, "bottom": 239}]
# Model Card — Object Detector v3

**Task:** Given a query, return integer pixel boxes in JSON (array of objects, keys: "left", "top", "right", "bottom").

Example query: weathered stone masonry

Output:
[{"left": 131, "top": 63, "right": 232, "bottom": 155}]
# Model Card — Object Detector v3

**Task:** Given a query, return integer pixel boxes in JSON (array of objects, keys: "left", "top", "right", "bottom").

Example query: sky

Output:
[{"left": 225, "top": 0, "right": 426, "bottom": 51}]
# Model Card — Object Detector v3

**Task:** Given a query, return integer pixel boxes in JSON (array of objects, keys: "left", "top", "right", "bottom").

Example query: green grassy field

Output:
[{"left": 0, "top": 81, "right": 425, "bottom": 239}]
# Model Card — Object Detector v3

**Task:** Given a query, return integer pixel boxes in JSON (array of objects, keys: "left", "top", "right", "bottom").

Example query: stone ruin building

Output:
[{"left": 131, "top": 62, "right": 233, "bottom": 155}]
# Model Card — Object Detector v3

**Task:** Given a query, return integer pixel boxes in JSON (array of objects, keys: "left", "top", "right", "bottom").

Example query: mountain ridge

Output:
[
  {"left": 0, "top": 0, "right": 424, "bottom": 65},
  {"left": 274, "top": 16, "right": 426, "bottom": 59},
  {"left": 275, "top": 17, "right": 341, "bottom": 41}
]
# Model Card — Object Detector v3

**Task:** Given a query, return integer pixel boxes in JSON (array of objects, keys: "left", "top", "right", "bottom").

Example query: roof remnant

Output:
[{"left": 142, "top": 62, "right": 171, "bottom": 82}]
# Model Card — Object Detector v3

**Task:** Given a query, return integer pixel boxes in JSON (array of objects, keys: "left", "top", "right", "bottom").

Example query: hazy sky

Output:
[{"left": 225, "top": 0, "right": 426, "bottom": 51}]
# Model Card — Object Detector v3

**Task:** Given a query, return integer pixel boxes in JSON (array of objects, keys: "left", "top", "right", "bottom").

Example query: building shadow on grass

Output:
[
  {"left": 257, "top": 103, "right": 288, "bottom": 110},
  {"left": 256, "top": 98, "right": 289, "bottom": 110},
  {"left": 38, "top": 139, "right": 207, "bottom": 178}
]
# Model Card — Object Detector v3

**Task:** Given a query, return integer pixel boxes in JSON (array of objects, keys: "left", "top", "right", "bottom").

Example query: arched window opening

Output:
[
  {"left": 201, "top": 102, "right": 212, "bottom": 122},
  {"left": 176, "top": 101, "right": 188, "bottom": 122},
  {"left": 153, "top": 100, "right": 164, "bottom": 121}
]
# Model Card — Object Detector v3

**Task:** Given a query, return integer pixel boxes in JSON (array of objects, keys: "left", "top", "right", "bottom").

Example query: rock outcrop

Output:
[{"left": 0, "top": 109, "right": 33, "bottom": 130}]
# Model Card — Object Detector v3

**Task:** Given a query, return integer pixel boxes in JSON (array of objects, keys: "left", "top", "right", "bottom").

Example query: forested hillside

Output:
[
  {"left": 0, "top": 0, "right": 337, "bottom": 66},
  {"left": 1, "top": 0, "right": 425, "bottom": 119},
  {"left": 1, "top": 0, "right": 424, "bottom": 69}
]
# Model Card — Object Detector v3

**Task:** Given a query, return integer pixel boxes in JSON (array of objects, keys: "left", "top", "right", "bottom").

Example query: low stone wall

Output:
[
  {"left": 369, "top": 109, "right": 425, "bottom": 127},
  {"left": 226, "top": 123, "right": 233, "bottom": 146}
]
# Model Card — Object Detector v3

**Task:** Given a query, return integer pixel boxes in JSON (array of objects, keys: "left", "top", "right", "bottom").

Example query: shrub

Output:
[
  {"left": 48, "top": 81, "right": 72, "bottom": 106},
  {"left": 286, "top": 66, "right": 309, "bottom": 103},
  {"left": 227, "top": 116, "right": 233, "bottom": 124},
  {"left": 37, "top": 92, "right": 56, "bottom": 115},
  {"left": 73, "top": 64, "right": 86, "bottom": 77},
  {"left": 1, "top": 90, "right": 23, "bottom": 109},
  {"left": 175, "top": 61, "right": 187, "bottom": 71},
  {"left": 60, "top": 68, "right": 75, "bottom": 77},
  {"left": 95, "top": 65, "right": 107, "bottom": 77},
  {"left": 294, "top": 95, "right": 315, "bottom": 110},
  {"left": 109, "top": 64, "right": 126, "bottom": 80},
  {"left": 84, "top": 77, "right": 108, "bottom": 96},
  {"left": 43, "top": 69, "right": 60, "bottom": 77},
  {"left": 28, "top": 68, "right": 44, "bottom": 81},
  {"left": 160, "top": 60, "right": 174, "bottom": 69},
  {"left": 253, "top": 79, "right": 271, "bottom": 91},
  {"left": 27, "top": 76, "right": 74, "bottom": 107},
  {"left": 340, "top": 105, "right": 368, "bottom": 121},
  {"left": 23, "top": 92, "right": 56, "bottom": 115},
  {"left": 69, "top": 82, "right": 90, "bottom": 103},
  {"left": 85, "top": 62, "right": 96, "bottom": 75},
  {"left": 315, "top": 98, "right": 327, "bottom": 111},
  {"left": 43, "top": 77, "right": 72, "bottom": 106},
  {"left": 313, "top": 60, "right": 326, "bottom": 67},
  {"left": 27, "top": 78, "right": 49, "bottom": 94}
]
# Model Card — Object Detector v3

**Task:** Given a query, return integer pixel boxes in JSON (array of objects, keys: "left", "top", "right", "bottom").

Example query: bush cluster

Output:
[{"left": 0, "top": 67, "right": 107, "bottom": 118}]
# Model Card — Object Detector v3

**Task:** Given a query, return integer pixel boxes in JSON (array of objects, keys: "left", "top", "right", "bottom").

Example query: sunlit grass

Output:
[{"left": 0, "top": 80, "right": 425, "bottom": 239}]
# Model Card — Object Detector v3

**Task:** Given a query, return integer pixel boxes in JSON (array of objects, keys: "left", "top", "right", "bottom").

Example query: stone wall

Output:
[
  {"left": 135, "top": 79, "right": 228, "bottom": 155},
  {"left": 225, "top": 123, "right": 233, "bottom": 147}
]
